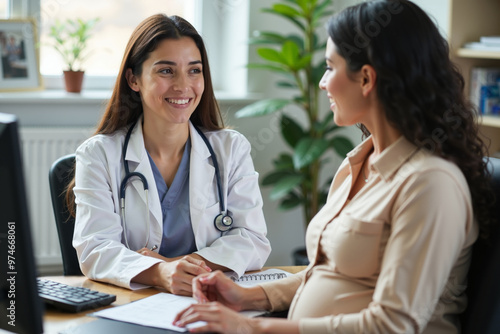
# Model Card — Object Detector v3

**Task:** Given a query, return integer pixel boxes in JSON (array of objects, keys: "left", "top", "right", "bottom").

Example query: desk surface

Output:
[{"left": 42, "top": 266, "right": 306, "bottom": 334}]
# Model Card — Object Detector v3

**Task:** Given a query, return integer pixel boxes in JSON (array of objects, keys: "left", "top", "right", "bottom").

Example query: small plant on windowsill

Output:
[
  {"left": 47, "top": 17, "right": 99, "bottom": 93},
  {"left": 235, "top": 0, "right": 354, "bottom": 264}
]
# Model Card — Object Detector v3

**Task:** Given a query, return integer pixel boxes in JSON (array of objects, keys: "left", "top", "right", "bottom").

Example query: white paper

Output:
[
  {"left": 92, "top": 269, "right": 294, "bottom": 331},
  {"left": 92, "top": 293, "right": 201, "bottom": 332}
]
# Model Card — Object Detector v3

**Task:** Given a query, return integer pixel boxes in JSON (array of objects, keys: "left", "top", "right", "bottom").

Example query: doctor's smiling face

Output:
[{"left": 126, "top": 36, "right": 205, "bottom": 126}]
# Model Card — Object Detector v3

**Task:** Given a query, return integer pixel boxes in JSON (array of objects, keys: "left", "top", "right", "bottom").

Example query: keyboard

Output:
[{"left": 37, "top": 278, "right": 116, "bottom": 313}]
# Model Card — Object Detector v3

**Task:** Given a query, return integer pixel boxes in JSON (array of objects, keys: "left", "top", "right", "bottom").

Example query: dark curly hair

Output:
[{"left": 328, "top": 0, "right": 494, "bottom": 238}]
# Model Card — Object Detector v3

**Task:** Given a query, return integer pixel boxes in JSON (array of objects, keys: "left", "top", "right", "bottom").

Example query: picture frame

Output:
[{"left": 0, "top": 19, "right": 42, "bottom": 92}]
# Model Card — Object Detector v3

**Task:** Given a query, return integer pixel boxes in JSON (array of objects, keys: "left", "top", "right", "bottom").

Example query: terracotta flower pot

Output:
[{"left": 63, "top": 70, "right": 85, "bottom": 93}]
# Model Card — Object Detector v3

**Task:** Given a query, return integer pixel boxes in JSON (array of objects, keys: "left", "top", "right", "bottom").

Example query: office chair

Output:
[
  {"left": 460, "top": 157, "right": 500, "bottom": 334},
  {"left": 48, "top": 153, "right": 82, "bottom": 276}
]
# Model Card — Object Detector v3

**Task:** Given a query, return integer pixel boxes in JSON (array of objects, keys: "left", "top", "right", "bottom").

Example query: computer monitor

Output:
[{"left": 0, "top": 113, "right": 43, "bottom": 334}]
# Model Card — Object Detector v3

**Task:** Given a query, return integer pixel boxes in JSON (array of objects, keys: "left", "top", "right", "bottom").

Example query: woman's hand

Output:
[
  {"left": 191, "top": 270, "right": 246, "bottom": 310},
  {"left": 173, "top": 271, "right": 298, "bottom": 334},
  {"left": 174, "top": 302, "right": 257, "bottom": 334}
]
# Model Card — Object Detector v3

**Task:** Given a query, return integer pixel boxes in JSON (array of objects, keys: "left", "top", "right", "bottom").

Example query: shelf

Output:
[
  {"left": 456, "top": 48, "right": 500, "bottom": 60},
  {"left": 480, "top": 115, "right": 500, "bottom": 128}
]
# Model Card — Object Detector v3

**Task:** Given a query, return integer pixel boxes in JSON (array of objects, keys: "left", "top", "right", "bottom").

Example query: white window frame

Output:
[{"left": 9, "top": 0, "right": 250, "bottom": 97}]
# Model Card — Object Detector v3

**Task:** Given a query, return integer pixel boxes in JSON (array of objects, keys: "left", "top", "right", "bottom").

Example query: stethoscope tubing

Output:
[{"left": 119, "top": 120, "right": 233, "bottom": 250}]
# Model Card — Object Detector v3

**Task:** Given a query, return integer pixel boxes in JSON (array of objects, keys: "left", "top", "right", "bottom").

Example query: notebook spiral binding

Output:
[{"left": 234, "top": 272, "right": 288, "bottom": 282}]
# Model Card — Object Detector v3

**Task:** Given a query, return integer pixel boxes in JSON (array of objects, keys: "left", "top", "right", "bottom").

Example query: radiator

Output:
[{"left": 19, "top": 127, "right": 92, "bottom": 271}]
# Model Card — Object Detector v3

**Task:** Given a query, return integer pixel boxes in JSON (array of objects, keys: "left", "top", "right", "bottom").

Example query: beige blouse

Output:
[{"left": 261, "top": 136, "right": 478, "bottom": 333}]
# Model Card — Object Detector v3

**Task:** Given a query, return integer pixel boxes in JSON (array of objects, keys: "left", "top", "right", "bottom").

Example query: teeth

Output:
[{"left": 167, "top": 98, "right": 189, "bottom": 105}]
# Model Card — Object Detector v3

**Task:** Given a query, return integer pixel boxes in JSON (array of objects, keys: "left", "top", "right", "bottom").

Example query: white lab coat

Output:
[{"left": 73, "top": 120, "right": 271, "bottom": 289}]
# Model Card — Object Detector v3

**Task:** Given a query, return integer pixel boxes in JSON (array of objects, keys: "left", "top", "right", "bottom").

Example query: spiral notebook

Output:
[{"left": 230, "top": 268, "right": 292, "bottom": 286}]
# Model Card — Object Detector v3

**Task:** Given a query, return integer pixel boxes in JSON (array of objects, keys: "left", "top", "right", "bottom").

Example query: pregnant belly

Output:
[{"left": 289, "top": 267, "right": 374, "bottom": 320}]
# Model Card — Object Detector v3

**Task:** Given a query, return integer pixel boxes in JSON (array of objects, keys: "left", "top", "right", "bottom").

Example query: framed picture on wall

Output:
[{"left": 0, "top": 19, "right": 42, "bottom": 92}]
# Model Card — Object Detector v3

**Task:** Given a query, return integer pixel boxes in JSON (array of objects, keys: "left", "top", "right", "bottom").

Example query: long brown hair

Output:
[{"left": 66, "top": 14, "right": 224, "bottom": 214}]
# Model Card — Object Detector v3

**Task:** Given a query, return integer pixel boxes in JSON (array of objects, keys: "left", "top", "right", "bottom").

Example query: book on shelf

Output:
[
  {"left": 480, "top": 36, "right": 500, "bottom": 47},
  {"left": 463, "top": 42, "right": 500, "bottom": 52},
  {"left": 469, "top": 67, "right": 500, "bottom": 115}
]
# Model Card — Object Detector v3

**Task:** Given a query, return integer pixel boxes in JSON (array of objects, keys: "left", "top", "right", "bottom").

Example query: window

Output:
[
  {"left": 39, "top": 0, "right": 197, "bottom": 77},
  {"left": 6, "top": 0, "right": 250, "bottom": 96},
  {"left": 0, "top": 1, "right": 7, "bottom": 18}
]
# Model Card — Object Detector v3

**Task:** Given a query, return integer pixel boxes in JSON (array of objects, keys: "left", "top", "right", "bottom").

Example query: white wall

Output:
[{"left": 412, "top": 0, "right": 451, "bottom": 38}]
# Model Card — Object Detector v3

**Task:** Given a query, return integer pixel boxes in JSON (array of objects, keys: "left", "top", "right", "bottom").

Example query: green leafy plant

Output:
[
  {"left": 47, "top": 17, "right": 100, "bottom": 72},
  {"left": 235, "top": 0, "right": 354, "bottom": 227}
]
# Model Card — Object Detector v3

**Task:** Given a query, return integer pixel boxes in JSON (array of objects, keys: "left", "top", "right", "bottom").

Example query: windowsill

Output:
[
  {"left": 0, "top": 89, "right": 262, "bottom": 105},
  {"left": 0, "top": 89, "right": 113, "bottom": 104}
]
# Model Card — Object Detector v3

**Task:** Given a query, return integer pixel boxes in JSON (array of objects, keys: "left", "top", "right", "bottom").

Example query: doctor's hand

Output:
[
  {"left": 137, "top": 247, "right": 165, "bottom": 260},
  {"left": 157, "top": 256, "right": 212, "bottom": 296}
]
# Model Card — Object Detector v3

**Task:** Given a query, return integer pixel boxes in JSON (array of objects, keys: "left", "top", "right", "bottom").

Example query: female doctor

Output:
[{"left": 68, "top": 14, "right": 271, "bottom": 295}]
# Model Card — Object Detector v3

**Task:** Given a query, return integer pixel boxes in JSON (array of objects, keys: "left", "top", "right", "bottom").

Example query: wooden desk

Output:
[{"left": 42, "top": 266, "right": 306, "bottom": 334}]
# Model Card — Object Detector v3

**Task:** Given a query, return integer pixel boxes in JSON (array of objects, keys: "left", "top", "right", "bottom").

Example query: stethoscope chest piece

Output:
[{"left": 214, "top": 214, "right": 233, "bottom": 232}]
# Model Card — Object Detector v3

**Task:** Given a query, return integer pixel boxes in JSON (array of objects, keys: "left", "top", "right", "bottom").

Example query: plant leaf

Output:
[
  {"left": 273, "top": 153, "right": 294, "bottom": 170},
  {"left": 262, "top": 170, "right": 298, "bottom": 186},
  {"left": 249, "top": 31, "right": 288, "bottom": 45},
  {"left": 269, "top": 174, "right": 304, "bottom": 200},
  {"left": 295, "top": 54, "right": 313, "bottom": 71},
  {"left": 313, "top": 0, "right": 335, "bottom": 22},
  {"left": 276, "top": 80, "right": 298, "bottom": 88},
  {"left": 257, "top": 48, "right": 286, "bottom": 64},
  {"left": 235, "top": 99, "right": 291, "bottom": 118},
  {"left": 279, "top": 192, "right": 303, "bottom": 210},
  {"left": 296, "top": 0, "right": 310, "bottom": 13},
  {"left": 272, "top": 3, "right": 302, "bottom": 18},
  {"left": 281, "top": 114, "right": 305, "bottom": 148},
  {"left": 293, "top": 138, "right": 329, "bottom": 169},
  {"left": 262, "top": 8, "right": 305, "bottom": 31},
  {"left": 251, "top": 32, "right": 304, "bottom": 51},
  {"left": 330, "top": 136, "right": 355, "bottom": 157},
  {"left": 315, "top": 112, "right": 334, "bottom": 132},
  {"left": 281, "top": 41, "right": 301, "bottom": 68},
  {"left": 247, "top": 63, "right": 289, "bottom": 74},
  {"left": 318, "top": 189, "right": 329, "bottom": 206}
]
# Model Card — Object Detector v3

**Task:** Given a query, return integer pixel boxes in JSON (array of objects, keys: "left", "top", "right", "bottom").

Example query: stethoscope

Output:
[{"left": 120, "top": 120, "right": 233, "bottom": 250}]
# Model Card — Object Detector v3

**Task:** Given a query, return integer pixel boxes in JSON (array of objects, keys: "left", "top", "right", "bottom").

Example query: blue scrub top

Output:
[{"left": 147, "top": 138, "right": 197, "bottom": 257}]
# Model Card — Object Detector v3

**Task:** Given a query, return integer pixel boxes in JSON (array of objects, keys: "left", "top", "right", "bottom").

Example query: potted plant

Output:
[
  {"left": 235, "top": 0, "right": 354, "bottom": 264},
  {"left": 47, "top": 17, "right": 99, "bottom": 93}
]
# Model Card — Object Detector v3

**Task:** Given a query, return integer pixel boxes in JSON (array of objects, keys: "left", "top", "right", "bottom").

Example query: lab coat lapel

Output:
[
  {"left": 189, "top": 122, "right": 215, "bottom": 236},
  {"left": 124, "top": 120, "right": 163, "bottom": 228}
]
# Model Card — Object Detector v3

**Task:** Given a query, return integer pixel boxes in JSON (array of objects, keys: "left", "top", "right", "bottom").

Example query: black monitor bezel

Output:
[{"left": 0, "top": 113, "right": 43, "bottom": 334}]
